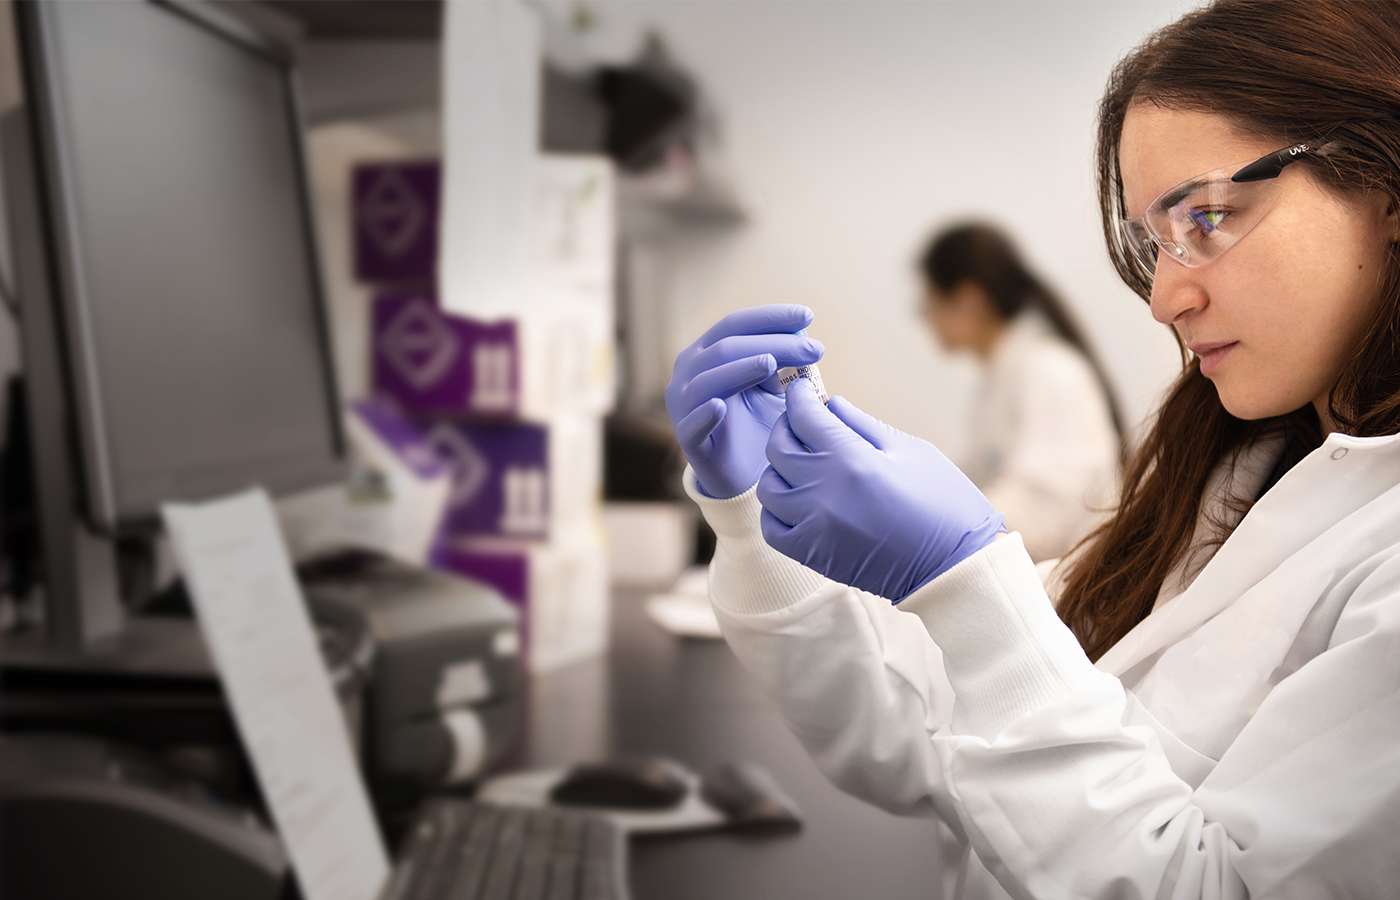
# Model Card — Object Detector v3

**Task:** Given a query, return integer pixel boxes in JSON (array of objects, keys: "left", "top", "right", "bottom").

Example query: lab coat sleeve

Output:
[
  {"left": 981, "top": 343, "right": 1117, "bottom": 562},
  {"left": 901, "top": 532, "right": 1400, "bottom": 900},
  {"left": 684, "top": 467, "right": 964, "bottom": 829}
]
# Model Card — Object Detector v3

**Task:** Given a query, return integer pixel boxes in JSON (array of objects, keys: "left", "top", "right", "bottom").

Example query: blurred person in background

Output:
[{"left": 920, "top": 222, "right": 1121, "bottom": 561}]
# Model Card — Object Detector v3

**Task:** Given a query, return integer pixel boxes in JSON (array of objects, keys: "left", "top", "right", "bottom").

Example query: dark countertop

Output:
[{"left": 521, "top": 587, "right": 945, "bottom": 900}]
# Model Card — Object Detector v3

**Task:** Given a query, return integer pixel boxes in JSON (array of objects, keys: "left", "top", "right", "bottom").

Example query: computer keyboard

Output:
[{"left": 382, "top": 799, "right": 629, "bottom": 900}]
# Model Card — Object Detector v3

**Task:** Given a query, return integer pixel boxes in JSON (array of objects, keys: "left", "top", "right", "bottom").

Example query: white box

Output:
[
  {"left": 602, "top": 502, "right": 696, "bottom": 589},
  {"left": 515, "top": 301, "right": 616, "bottom": 420},
  {"left": 535, "top": 154, "right": 615, "bottom": 298}
]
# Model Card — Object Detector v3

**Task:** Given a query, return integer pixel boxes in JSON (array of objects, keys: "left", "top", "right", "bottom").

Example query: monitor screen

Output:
[{"left": 23, "top": 0, "right": 343, "bottom": 530}]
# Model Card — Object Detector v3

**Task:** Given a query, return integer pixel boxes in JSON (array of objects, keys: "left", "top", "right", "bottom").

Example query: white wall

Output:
[{"left": 561, "top": 0, "right": 1195, "bottom": 458}]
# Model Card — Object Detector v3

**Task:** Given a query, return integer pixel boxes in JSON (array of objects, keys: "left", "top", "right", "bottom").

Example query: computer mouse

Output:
[{"left": 549, "top": 757, "right": 690, "bottom": 811}]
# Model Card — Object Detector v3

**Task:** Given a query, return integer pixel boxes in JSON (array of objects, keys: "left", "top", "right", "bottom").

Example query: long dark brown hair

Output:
[
  {"left": 920, "top": 222, "right": 1126, "bottom": 438},
  {"left": 1059, "top": 0, "right": 1400, "bottom": 661}
]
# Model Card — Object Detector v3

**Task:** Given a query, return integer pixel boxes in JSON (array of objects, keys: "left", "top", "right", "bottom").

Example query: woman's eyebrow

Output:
[{"left": 1158, "top": 176, "right": 1215, "bottom": 210}]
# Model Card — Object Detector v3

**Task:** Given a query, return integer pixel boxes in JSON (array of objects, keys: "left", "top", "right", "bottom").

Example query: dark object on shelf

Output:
[
  {"left": 604, "top": 413, "right": 685, "bottom": 501},
  {"left": 596, "top": 34, "right": 696, "bottom": 172}
]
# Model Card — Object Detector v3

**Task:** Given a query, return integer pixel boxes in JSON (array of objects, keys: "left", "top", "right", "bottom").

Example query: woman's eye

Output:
[{"left": 1185, "top": 207, "right": 1228, "bottom": 234}]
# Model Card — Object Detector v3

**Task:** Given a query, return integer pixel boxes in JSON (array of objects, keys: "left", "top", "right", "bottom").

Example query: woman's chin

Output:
[{"left": 1214, "top": 382, "right": 1306, "bottom": 422}]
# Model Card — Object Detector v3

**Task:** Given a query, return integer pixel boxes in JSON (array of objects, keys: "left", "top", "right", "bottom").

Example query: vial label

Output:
[{"left": 777, "top": 364, "right": 829, "bottom": 405}]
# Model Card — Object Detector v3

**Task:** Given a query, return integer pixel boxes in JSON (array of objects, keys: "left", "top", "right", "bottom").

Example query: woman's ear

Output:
[{"left": 1383, "top": 196, "right": 1400, "bottom": 244}]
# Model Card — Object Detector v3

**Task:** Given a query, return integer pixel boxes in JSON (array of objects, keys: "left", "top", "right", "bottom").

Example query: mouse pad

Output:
[{"left": 477, "top": 760, "right": 803, "bottom": 836}]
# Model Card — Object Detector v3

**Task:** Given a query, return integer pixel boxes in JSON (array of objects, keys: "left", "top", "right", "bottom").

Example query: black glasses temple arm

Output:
[{"left": 1231, "top": 144, "right": 1313, "bottom": 183}]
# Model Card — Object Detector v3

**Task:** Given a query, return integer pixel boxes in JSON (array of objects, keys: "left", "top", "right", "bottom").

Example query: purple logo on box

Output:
[
  {"left": 380, "top": 296, "right": 461, "bottom": 391},
  {"left": 425, "top": 421, "right": 491, "bottom": 510},
  {"left": 354, "top": 162, "right": 440, "bottom": 284},
  {"left": 423, "top": 420, "right": 548, "bottom": 538},
  {"left": 373, "top": 293, "right": 519, "bottom": 417}
]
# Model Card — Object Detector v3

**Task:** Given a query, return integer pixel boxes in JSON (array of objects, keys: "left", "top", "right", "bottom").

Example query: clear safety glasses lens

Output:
[{"left": 1119, "top": 151, "right": 1302, "bottom": 278}]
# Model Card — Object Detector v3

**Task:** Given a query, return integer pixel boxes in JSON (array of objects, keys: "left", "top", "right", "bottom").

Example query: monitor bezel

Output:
[{"left": 13, "top": 0, "right": 347, "bottom": 536}]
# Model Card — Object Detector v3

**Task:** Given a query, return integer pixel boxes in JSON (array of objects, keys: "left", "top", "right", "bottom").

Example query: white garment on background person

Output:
[
  {"left": 961, "top": 314, "right": 1119, "bottom": 562},
  {"left": 689, "top": 428, "right": 1400, "bottom": 899}
]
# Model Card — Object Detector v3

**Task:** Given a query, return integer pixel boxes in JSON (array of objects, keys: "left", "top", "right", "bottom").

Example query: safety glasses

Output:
[{"left": 1120, "top": 143, "right": 1315, "bottom": 278}]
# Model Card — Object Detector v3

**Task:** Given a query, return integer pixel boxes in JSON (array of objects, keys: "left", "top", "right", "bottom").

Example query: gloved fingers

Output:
[
  {"left": 763, "top": 408, "right": 813, "bottom": 482},
  {"left": 783, "top": 377, "right": 865, "bottom": 454},
  {"left": 698, "top": 304, "right": 813, "bottom": 348},
  {"left": 674, "top": 398, "right": 726, "bottom": 461},
  {"left": 755, "top": 464, "right": 802, "bottom": 527},
  {"left": 825, "top": 396, "right": 897, "bottom": 452},
  {"left": 691, "top": 333, "right": 823, "bottom": 379},
  {"left": 759, "top": 507, "right": 801, "bottom": 558},
  {"left": 678, "top": 354, "right": 777, "bottom": 412}
]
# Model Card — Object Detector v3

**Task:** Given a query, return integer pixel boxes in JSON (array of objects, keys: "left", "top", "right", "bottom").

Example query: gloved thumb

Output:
[
  {"left": 784, "top": 377, "right": 866, "bottom": 453},
  {"left": 826, "top": 396, "right": 896, "bottom": 452}
]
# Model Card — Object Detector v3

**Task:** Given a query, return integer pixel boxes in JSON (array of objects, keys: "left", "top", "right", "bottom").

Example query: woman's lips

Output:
[{"left": 1190, "top": 341, "right": 1238, "bottom": 376}]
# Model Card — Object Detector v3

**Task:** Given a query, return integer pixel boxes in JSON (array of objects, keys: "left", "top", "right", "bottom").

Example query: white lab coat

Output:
[
  {"left": 687, "top": 428, "right": 1400, "bottom": 899},
  {"left": 961, "top": 315, "right": 1119, "bottom": 562}
]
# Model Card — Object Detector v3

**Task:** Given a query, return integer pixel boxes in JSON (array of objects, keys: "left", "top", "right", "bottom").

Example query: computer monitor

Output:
[{"left": 3, "top": 0, "right": 345, "bottom": 656}]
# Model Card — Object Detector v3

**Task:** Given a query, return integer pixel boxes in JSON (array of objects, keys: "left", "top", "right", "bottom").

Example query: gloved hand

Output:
[
  {"left": 666, "top": 305, "right": 825, "bottom": 499},
  {"left": 757, "top": 378, "right": 1004, "bottom": 601}
]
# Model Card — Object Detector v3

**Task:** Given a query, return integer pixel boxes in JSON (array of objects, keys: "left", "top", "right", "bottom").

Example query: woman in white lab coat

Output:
[
  {"left": 920, "top": 223, "right": 1121, "bottom": 561},
  {"left": 663, "top": 1, "right": 1400, "bottom": 897}
]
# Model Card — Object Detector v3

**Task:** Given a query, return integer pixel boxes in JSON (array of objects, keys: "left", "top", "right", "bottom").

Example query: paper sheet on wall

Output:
[
  {"left": 161, "top": 490, "right": 390, "bottom": 900},
  {"left": 439, "top": 0, "right": 540, "bottom": 319}
]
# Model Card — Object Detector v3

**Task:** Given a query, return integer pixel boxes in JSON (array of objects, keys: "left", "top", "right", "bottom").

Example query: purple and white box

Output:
[
  {"left": 373, "top": 292, "right": 519, "bottom": 418},
  {"left": 354, "top": 161, "right": 441, "bottom": 284},
  {"left": 421, "top": 419, "right": 549, "bottom": 540}
]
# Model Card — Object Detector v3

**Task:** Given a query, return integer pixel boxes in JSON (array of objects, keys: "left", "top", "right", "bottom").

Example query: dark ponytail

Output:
[{"left": 920, "top": 222, "right": 1125, "bottom": 437}]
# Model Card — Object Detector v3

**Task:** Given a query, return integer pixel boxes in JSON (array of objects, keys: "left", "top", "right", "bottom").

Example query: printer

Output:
[{"left": 300, "top": 552, "right": 521, "bottom": 813}]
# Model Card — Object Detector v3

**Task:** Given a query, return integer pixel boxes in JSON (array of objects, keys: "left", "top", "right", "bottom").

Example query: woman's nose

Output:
[{"left": 1149, "top": 258, "right": 1208, "bottom": 325}]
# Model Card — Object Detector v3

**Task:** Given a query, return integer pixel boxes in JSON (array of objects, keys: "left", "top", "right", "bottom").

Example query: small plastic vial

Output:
[{"left": 776, "top": 328, "right": 829, "bottom": 404}]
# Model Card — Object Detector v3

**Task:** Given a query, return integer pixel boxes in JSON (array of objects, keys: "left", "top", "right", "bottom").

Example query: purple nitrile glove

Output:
[
  {"left": 666, "top": 305, "right": 825, "bottom": 499},
  {"left": 757, "top": 378, "right": 1004, "bottom": 602}
]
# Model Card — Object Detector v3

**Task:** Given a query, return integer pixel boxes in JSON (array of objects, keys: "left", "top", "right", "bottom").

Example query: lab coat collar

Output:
[
  {"left": 988, "top": 312, "right": 1054, "bottom": 367},
  {"left": 1096, "top": 431, "right": 1400, "bottom": 677}
]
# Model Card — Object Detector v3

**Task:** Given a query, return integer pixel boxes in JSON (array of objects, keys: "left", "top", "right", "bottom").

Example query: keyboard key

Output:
[{"left": 480, "top": 807, "right": 529, "bottom": 900}]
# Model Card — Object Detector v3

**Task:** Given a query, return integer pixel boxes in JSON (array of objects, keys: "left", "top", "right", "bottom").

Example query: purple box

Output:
[
  {"left": 354, "top": 161, "right": 440, "bottom": 284},
  {"left": 373, "top": 292, "right": 519, "bottom": 418},
  {"left": 420, "top": 419, "right": 549, "bottom": 540}
]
